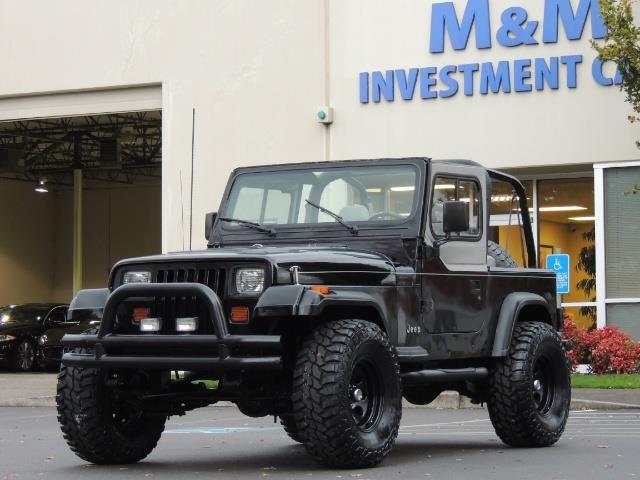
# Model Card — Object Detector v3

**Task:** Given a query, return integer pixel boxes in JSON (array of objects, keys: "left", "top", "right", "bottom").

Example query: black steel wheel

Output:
[
  {"left": 10, "top": 339, "right": 36, "bottom": 371},
  {"left": 57, "top": 357, "right": 165, "bottom": 464},
  {"left": 488, "top": 321, "right": 571, "bottom": 447},
  {"left": 292, "top": 319, "right": 402, "bottom": 468}
]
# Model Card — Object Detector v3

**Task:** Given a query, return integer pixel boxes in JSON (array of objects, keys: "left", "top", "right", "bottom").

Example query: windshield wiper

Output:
[
  {"left": 305, "top": 199, "right": 358, "bottom": 235},
  {"left": 219, "top": 217, "right": 277, "bottom": 236}
]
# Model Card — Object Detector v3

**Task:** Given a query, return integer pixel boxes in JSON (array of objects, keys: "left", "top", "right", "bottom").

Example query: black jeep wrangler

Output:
[{"left": 57, "top": 158, "right": 570, "bottom": 468}]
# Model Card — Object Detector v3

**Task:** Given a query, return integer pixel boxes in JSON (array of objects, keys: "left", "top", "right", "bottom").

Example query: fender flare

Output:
[{"left": 491, "top": 292, "right": 556, "bottom": 357}]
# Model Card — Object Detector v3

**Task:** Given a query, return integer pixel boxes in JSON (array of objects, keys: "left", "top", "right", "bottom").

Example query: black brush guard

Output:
[{"left": 60, "top": 283, "right": 281, "bottom": 371}]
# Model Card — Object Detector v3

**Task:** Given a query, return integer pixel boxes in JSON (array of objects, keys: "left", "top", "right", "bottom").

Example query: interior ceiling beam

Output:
[{"left": 0, "top": 111, "right": 161, "bottom": 185}]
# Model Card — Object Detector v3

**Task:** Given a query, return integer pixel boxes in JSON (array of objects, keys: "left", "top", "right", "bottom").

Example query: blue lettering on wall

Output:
[
  {"left": 497, "top": 7, "right": 539, "bottom": 47},
  {"left": 396, "top": 69, "right": 419, "bottom": 100},
  {"left": 458, "top": 63, "right": 480, "bottom": 96},
  {"left": 535, "top": 57, "right": 560, "bottom": 90},
  {"left": 439, "top": 65, "right": 459, "bottom": 97},
  {"left": 480, "top": 61, "right": 511, "bottom": 94},
  {"left": 372, "top": 71, "right": 394, "bottom": 102},
  {"left": 514, "top": 59, "right": 533, "bottom": 92},
  {"left": 359, "top": 1, "right": 619, "bottom": 104},
  {"left": 430, "top": 0, "right": 491, "bottom": 53},
  {"left": 359, "top": 72, "right": 369, "bottom": 103},
  {"left": 420, "top": 67, "right": 439, "bottom": 99},
  {"left": 543, "top": 0, "right": 606, "bottom": 43},
  {"left": 592, "top": 59, "right": 624, "bottom": 86},
  {"left": 561, "top": 55, "right": 583, "bottom": 88}
]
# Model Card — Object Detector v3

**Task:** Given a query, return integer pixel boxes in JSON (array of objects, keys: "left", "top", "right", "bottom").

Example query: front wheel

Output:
[
  {"left": 56, "top": 361, "right": 166, "bottom": 464},
  {"left": 488, "top": 321, "right": 571, "bottom": 447},
  {"left": 292, "top": 319, "right": 402, "bottom": 468},
  {"left": 10, "top": 339, "right": 36, "bottom": 371}
]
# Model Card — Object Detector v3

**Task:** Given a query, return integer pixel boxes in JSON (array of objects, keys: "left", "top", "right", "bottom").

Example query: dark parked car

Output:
[
  {"left": 38, "top": 291, "right": 105, "bottom": 369},
  {"left": 0, "top": 303, "right": 68, "bottom": 371}
]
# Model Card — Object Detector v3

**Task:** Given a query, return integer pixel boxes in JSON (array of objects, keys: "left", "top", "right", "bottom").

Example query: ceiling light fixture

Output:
[
  {"left": 390, "top": 186, "right": 415, "bottom": 192},
  {"left": 538, "top": 206, "right": 587, "bottom": 212},
  {"left": 568, "top": 216, "right": 596, "bottom": 221},
  {"left": 34, "top": 178, "right": 48, "bottom": 193}
]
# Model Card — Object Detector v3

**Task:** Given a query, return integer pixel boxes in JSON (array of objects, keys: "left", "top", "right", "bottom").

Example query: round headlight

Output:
[{"left": 235, "top": 268, "right": 265, "bottom": 294}]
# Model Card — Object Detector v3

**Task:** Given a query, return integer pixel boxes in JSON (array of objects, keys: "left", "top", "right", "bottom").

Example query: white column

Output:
[{"left": 593, "top": 165, "right": 606, "bottom": 328}]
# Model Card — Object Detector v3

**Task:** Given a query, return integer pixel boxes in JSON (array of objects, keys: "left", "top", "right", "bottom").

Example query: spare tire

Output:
[{"left": 488, "top": 240, "right": 518, "bottom": 268}]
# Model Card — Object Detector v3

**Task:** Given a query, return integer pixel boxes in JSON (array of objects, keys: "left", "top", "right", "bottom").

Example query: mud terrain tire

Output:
[
  {"left": 488, "top": 321, "right": 571, "bottom": 447},
  {"left": 57, "top": 359, "right": 165, "bottom": 464},
  {"left": 292, "top": 319, "right": 402, "bottom": 468}
]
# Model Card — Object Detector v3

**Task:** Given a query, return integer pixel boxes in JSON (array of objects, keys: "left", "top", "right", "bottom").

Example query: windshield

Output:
[
  {"left": 223, "top": 164, "right": 418, "bottom": 229},
  {"left": 0, "top": 305, "right": 50, "bottom": 325}
]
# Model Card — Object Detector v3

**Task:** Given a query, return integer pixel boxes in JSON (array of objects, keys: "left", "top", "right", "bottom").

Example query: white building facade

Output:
[{"left": 0, "top": 0, "right": 638, "bottom": 336}]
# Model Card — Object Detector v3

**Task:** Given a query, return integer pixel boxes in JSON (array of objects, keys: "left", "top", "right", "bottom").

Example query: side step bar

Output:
[{"left": 401, "top": 367, "right": 489, "bottom": 384}]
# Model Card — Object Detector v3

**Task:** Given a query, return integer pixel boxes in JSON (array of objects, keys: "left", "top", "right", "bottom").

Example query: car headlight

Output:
[
  {"left": 38, "top": 334, "right": 48, "bottom": 346},
  {"left": 123, "top": 271, "right": 152, "bottom": 284},
  {"left": 0, "top": 334, "right": 16, "bottom": 343},
  {"left": 235, "top": 268, "right": 265, "bottom": 294}
]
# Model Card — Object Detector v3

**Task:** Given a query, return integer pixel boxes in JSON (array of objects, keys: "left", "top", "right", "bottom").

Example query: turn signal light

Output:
[
  {"left": 230, "top": 306, "right": 250, "bottom": 323},
  {"left": 132, "top": 307, "right": 151, "bottom": 325},
  {"left": 310, "top": 286, "right": 330, "bottom": 295}
]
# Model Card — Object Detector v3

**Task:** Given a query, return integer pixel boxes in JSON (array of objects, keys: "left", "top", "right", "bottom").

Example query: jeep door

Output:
[{"left": 420, "top": 163, "right": 491, "bottom": 335}]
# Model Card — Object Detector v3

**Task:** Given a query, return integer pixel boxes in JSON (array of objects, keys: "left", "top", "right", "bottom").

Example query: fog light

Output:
[
  {"left": 176, "top": 317, "right": 199, "bottom": 332},
  {"left": 140, "top": 317, "right": 162, "bottom": 332}
]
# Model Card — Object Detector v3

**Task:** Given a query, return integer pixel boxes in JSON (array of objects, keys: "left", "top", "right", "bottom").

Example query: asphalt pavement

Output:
[{"left": 1, "top": 406, "right": 639, "bottom": 480}]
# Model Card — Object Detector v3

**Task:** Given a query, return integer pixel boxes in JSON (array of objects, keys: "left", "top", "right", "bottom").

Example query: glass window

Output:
[
  {"left": 431, "top": 177, "right": 481, "bottom": 238},
  {"left": 604, "top": 167, "right": 640, "bottom": 299},
  {"left": 224, "top": 165, "right": 418, "bottom": 227},
  {"left": 489, "top": 180, "right": 533, "bottom": 268},
  {"left": 538, "top": 177, "right": 596, "bottom": 329}
]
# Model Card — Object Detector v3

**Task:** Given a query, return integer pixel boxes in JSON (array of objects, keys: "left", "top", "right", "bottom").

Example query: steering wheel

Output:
[{"left": 368, "top": 211, "right": 405, "bottom": 221}]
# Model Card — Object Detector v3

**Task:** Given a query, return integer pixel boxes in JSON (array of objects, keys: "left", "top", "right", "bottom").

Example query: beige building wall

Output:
[
  {"left": 0, "top": 180, "right": 54, "bottom": 305},
  {"left": 0, "top": 0, "right": 327, "bottom": 254},
  {"left": 0, "top": 0, "right": 636, "bottom": 255}
]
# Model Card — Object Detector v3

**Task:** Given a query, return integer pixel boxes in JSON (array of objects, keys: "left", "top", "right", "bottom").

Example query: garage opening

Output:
[{"left": 0, "top": 110, "right": 162, "bottom": 306}]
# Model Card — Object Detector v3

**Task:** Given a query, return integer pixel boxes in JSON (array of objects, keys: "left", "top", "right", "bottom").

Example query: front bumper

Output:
[{"left": 61, "top": 282, "right": 281, "bottom": 371}]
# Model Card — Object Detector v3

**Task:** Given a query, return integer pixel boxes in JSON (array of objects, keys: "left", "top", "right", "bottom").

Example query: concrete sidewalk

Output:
[{"left": 1, "top": 372, "right": 639, "bottom": 409}]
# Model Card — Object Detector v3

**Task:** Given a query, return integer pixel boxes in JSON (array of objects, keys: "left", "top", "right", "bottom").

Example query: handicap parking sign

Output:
[{"left": 546, "top": 254, "right": 570, "bottom": 294}]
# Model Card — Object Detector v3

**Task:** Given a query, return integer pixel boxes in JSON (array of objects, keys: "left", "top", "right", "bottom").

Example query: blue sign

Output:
[
  {"left": 546, "top": 254, "right": 570, "bottom": 294},
  {"left": 359, "top": 0, "right": 623, "bottom": 103}
]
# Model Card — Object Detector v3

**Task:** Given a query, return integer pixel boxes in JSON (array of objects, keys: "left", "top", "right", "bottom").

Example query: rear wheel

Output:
[
  {"left": 488, "top": 321, "right": 571, "bottom": 447},
  {"left": 57, "top": 360, "right": 165, "bottom": 464},
  {"left": 292, "top": 319, "right": 402, "bottom": 468}
]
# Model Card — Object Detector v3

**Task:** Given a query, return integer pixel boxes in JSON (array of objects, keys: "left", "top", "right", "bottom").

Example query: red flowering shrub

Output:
[
  {"left": 561, "top": 317, "right": 591, "bottom": 370},
  {"left": 561, "top": 318, "right": 640, "bottom": 374}
]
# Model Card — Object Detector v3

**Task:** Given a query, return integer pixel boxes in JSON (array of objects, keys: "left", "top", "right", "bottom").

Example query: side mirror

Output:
[
  {"left": 443, "top": 201, "right": 469, "bottom": 234},
  {"left": 205, "top": 212, "right": 217, "bottom": 241}
]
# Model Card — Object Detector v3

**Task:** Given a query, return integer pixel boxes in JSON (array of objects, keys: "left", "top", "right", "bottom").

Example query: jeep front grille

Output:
[{"left": 155, "top": 267, "right": 221, "bottom": 292}]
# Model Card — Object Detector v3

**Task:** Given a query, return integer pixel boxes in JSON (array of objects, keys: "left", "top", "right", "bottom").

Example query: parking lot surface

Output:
[{"left": 1, "top": 406, "right": 639, "bottom": 479}]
